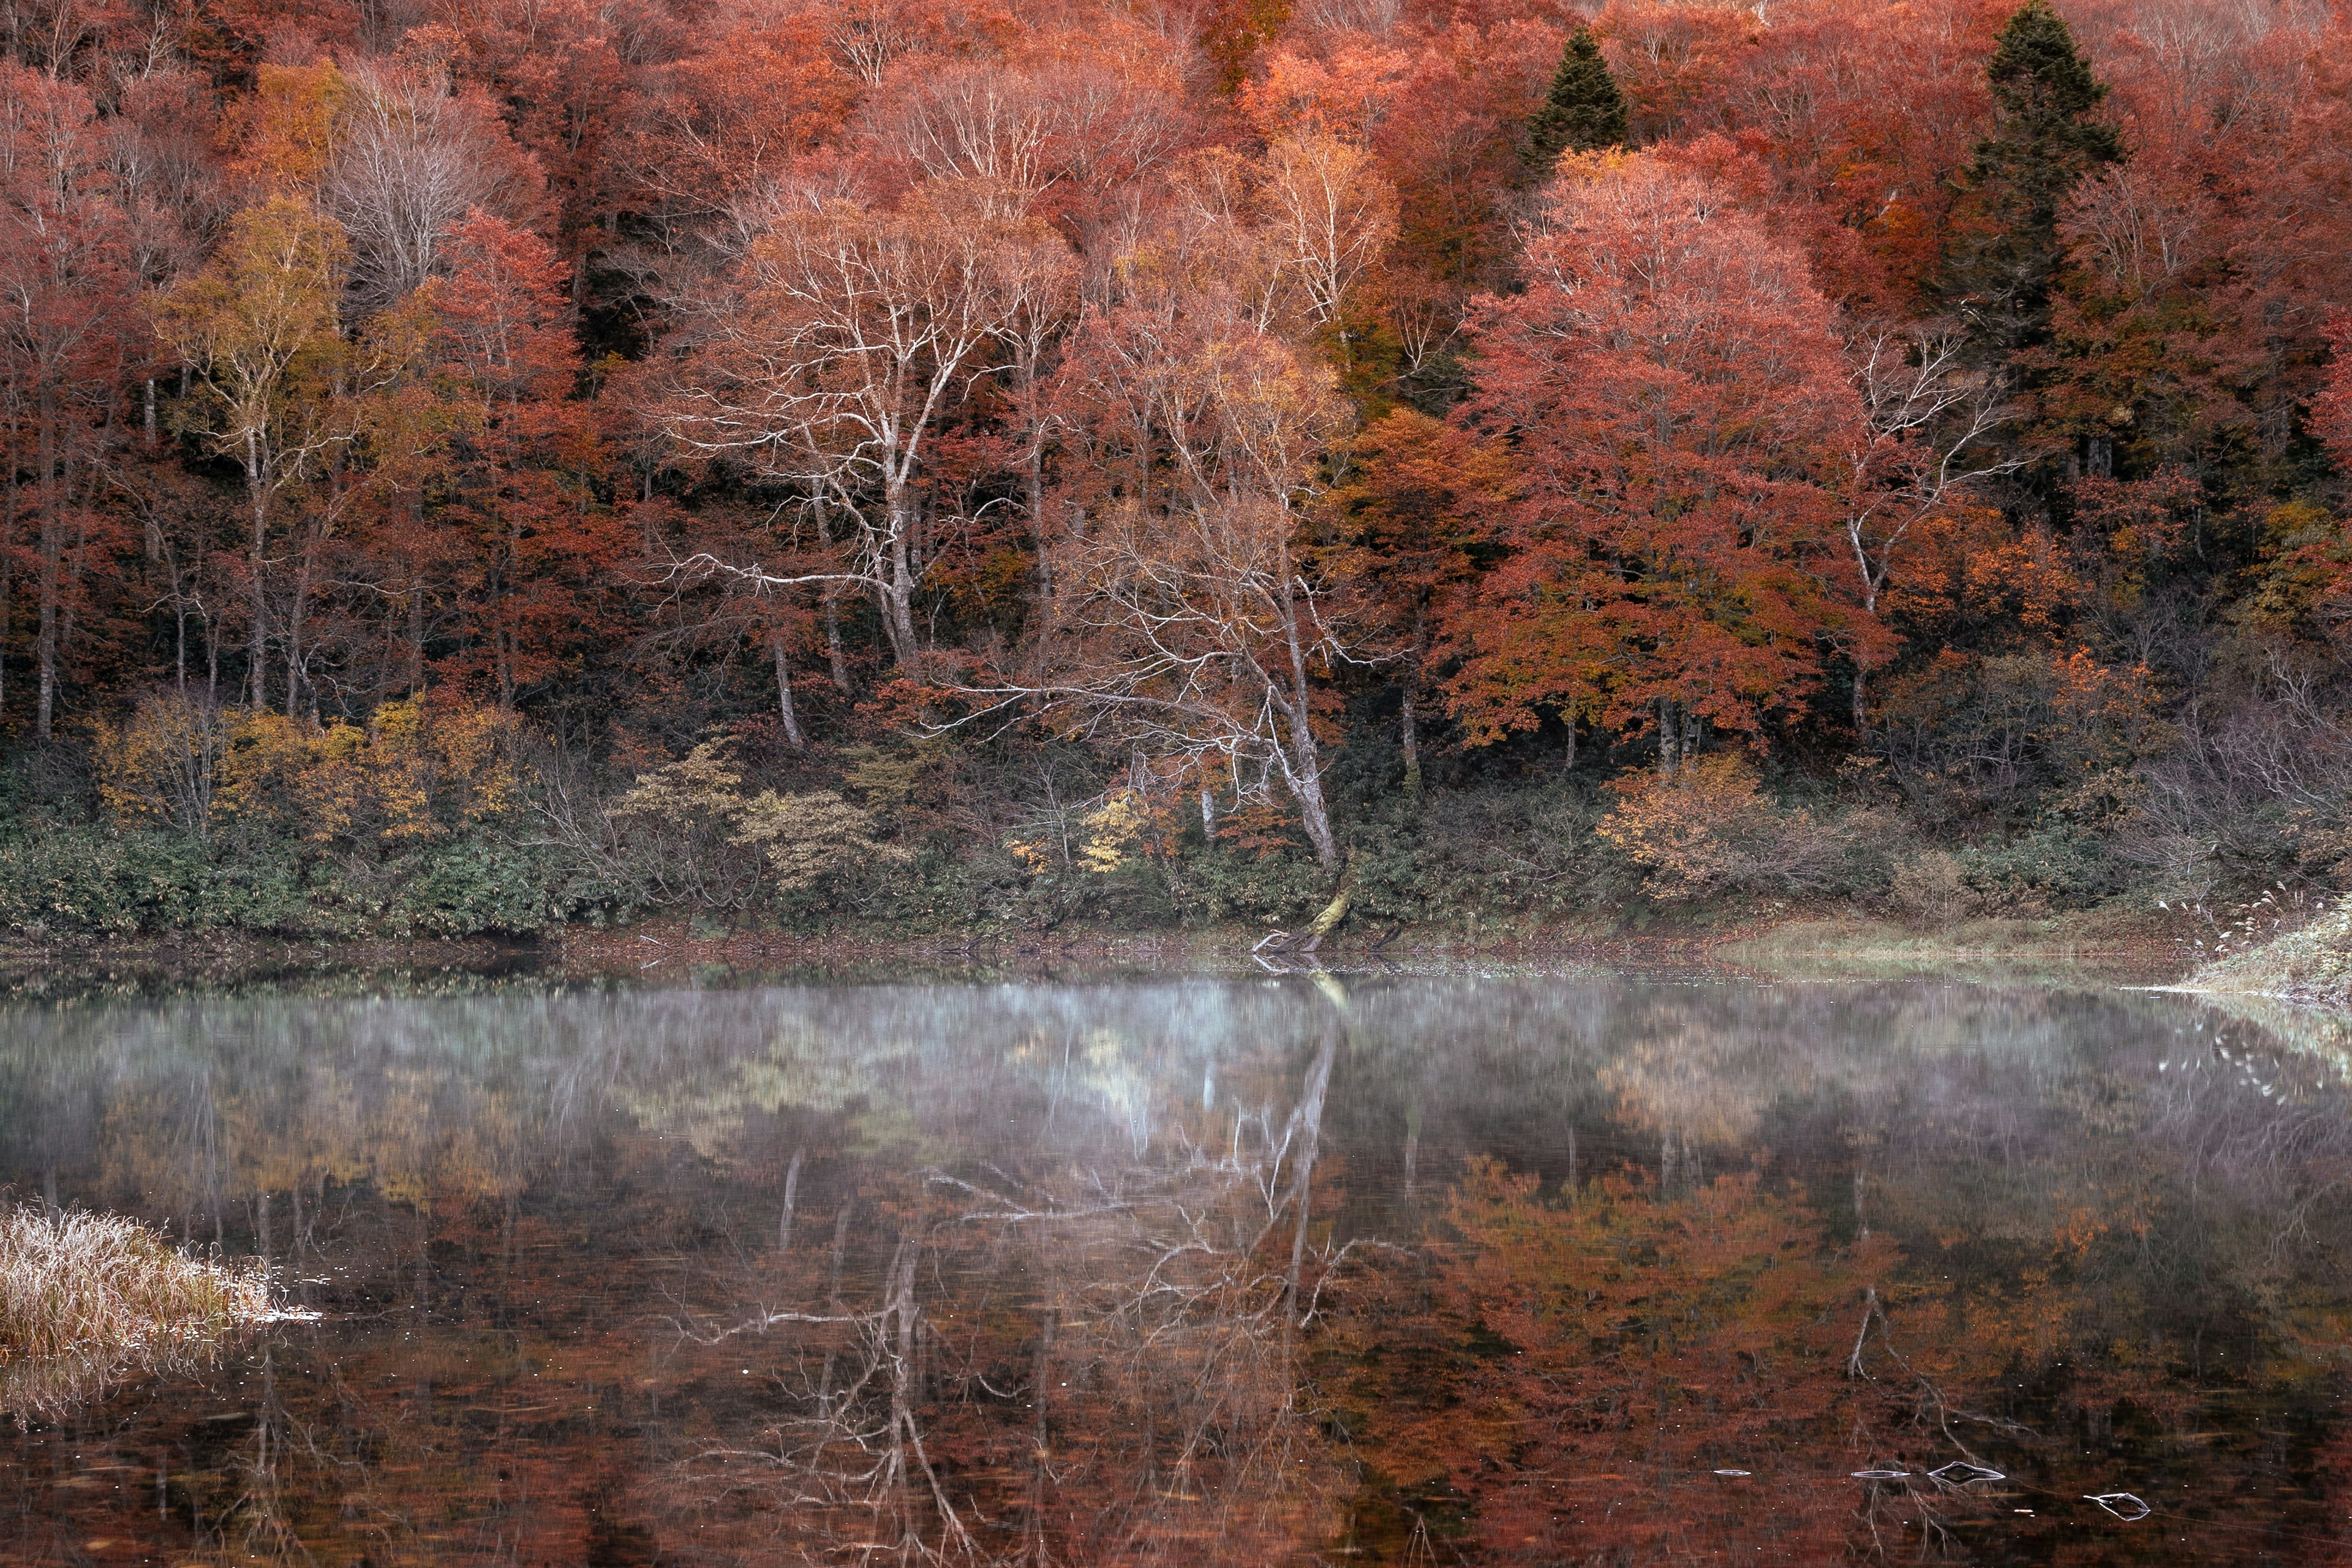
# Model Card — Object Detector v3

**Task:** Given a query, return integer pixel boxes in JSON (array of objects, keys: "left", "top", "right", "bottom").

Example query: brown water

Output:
[{"left": 2, "top": 971, "right": 2348, "bottom": 1565}]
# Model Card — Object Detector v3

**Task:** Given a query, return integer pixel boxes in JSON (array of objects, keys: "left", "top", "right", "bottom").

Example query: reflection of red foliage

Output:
[{"left": 1329, "top": 1162, "right": 1906, "bottom": 1562}]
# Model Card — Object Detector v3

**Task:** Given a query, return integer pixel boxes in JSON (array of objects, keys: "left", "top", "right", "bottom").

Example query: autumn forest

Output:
[{"left": 1, "top": 0, "right": 2350, "bottom": 939}]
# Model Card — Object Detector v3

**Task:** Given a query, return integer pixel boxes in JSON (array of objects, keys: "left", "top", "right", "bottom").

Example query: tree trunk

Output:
[
  {"left": 1400, "top": 613, "right": 1424, "bottom": 801},
  {"left": 1275, "top": 555, "right": 1340, "bottom": 870},
  {"left": 58, "top": 510, "right": 85, "bottom": 703},
  {"left": 405, "top": 493, "right": 428, "bottom": 696},
  {"left": 34, "top": 394, "right": 61, "bottom": 741},
  {"left": 772, "top": 632, "right": 806, "bottom": 749},
  {"left": 0, "top": 457, "right": 13, "bottom": 721},
  {"left": 173, "top": 562, "right": 189, "bottom": 695},
  {"left": 285, "top": 526, "right": 320, "bottom": 718},
  {"left": 1020, "top": 358, "right": 1052, "bottom": 604},
  {"left": 407, "top": 582, "right": 426, "bottom": 697},
  {"left": 812, "top": 493, "right": 854, "bottom": 693},
  {"left": 1286, "top": 726, "right": 1339, "bottom": 867},
  {"left": 495, "top": 520, "right": 519, "bottom": 711},
  {"left": 33, "top": 522, "right": 59, "bottom": 741},
  {"left": 880, "top": 485, "right": 921, "bottom": 672},
  {"left": 1300, "top": 869, "right": 1353, "bottom": 949},
  {"left": 245, "top": 431, "right": 268, "bottom": 711}
]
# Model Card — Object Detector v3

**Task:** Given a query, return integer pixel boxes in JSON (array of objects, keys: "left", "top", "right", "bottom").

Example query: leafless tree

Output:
[
  {"left": 1838, "top": 327, "right": 2019, "bottom": 727},
  {"left": 321, "top": 64, "right": 537, "bottom": 313},
  {"left": 952, "top": 309, "right": 1364, "bottom": 868},
  {"left": 660, "top": 176, "right": 1076, "bottom": 673},
  {"left": 1259, "top": 131, "right": 1396, "bottom": 328}
]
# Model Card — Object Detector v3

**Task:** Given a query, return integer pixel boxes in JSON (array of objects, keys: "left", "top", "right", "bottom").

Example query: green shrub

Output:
[
  {"left": 0, "top": 827, "right": 206, "bottom": 936},
  {"left": 0, "top": 821, "right": 557, "bottom": 942},
  {"left": 1951, "top": 821, "right": 2124, "bottom": 914}
]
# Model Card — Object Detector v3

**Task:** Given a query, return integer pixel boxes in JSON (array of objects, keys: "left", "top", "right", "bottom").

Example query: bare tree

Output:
[
  {"left": 321, "top": 64, "right": 537, "bottom": 313},
  {"left": 993, "top": 224, "right": 1079, "bottom": 603},
  {"left": 886, "top": 62, "right": 1065, "bottom": 203},
  {"left": 819, "top": 0, "right": 931, "bottom": 88},
  {"left": 958, "top": 317, "right": 1364, "bottom": 869},
  {"left": 660, "top": 177, "right": 1076, "bottom": 673},
  {"left": 1837, "top": 328, "right": 2019, "bottom": 728},
  {"left": 1259, "top": 130, "right": 1396, "bottom": 328}
]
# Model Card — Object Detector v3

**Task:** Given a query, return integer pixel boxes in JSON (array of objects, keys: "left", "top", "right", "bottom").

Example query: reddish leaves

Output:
[{"left": 1443, "top": 153, "right": 1862, "bottom": 751}]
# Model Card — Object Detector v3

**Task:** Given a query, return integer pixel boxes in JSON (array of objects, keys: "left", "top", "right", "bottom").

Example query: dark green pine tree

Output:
[
  {"left": 1523, "top": 28, "right": 1629, "bottom": 177},
  {"left": 1944, "top": 1, "right": 2123, "bottom": 361}
]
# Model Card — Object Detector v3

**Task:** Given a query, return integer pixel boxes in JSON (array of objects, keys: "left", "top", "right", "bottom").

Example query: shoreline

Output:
[{"left": 0, "top": 905, "right": 2216, "bottom": 997}]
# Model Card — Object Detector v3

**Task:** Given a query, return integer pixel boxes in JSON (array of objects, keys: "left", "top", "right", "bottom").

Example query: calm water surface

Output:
[{"left": 2, "top": 971, "right": 2350, "bottom": 1564}]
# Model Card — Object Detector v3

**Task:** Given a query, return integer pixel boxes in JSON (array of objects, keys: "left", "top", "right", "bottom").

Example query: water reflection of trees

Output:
[
  {"left": 657, "top": 1023, "right": 1351, "bottom": 1566},
  {"left": 4, "top": 979, "right": 2352, "bottom": 1564}
]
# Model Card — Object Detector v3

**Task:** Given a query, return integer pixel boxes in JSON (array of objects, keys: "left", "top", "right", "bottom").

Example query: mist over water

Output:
[{"left": 2, "top": 973, "right": 2348, "bottom": 1564}]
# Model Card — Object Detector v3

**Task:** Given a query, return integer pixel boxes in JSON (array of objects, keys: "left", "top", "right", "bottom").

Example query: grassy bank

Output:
[{"left": 2196, "top": 894, "right": 2352, "bottom": 1008}]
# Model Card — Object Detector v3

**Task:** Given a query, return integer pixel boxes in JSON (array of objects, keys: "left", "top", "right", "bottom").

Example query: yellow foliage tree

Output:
[
  {"left": 94, "top": 690, "right": 524, "bottom": 848},
  {"left": 150, "top": 197, "right": 352, "bottom": 714},
  {"left": 613, "top": 736, "right": 907, "bottom": 899},
  {"left": 729, "top": 789, "right": 911, "bottom": 892},
  {"left": 91, "top": 693, "right": 236, "bottom": 844}
]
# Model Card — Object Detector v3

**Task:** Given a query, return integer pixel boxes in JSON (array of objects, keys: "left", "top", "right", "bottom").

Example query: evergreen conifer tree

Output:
[
  {"left": 1944, "top": 1, "right": 2122, "bottom": 360},
  {"left": 1523, "top": 29, "right": 1628, "bottom": 176}
]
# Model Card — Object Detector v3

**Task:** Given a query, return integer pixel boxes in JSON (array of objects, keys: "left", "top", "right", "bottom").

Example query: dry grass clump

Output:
[{"left": 1, "top": 1204, "right": 275, "bottom": 1420}]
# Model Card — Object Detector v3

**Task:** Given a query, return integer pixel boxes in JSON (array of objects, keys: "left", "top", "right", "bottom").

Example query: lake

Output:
[{"left": 2, "top": 968, "right": 2348, "bottom": 1564}]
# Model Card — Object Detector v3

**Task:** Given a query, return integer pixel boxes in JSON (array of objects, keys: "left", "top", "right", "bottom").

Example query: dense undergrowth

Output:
[{"left": 0, "top": 681, "right": 2290, "bottom": 948}]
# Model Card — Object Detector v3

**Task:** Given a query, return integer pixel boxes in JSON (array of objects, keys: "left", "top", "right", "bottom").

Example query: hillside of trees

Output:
[{"left": 0, "top": 0, "right": 2347, "bottom": 941}]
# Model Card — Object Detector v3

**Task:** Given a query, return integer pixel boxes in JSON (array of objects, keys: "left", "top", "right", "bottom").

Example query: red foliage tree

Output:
[
  {"left": 0, "top": 64, "right": 147, "bottom": 738},
  {"left": 1319, "top": 407, "right": 1512, "bottom": 794},
  {"left": 410, "top": 208, "right": 619, "bottom": 707},
  {"left": 1444, "top": 151, "right": 1864, "bottom": 767}
]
